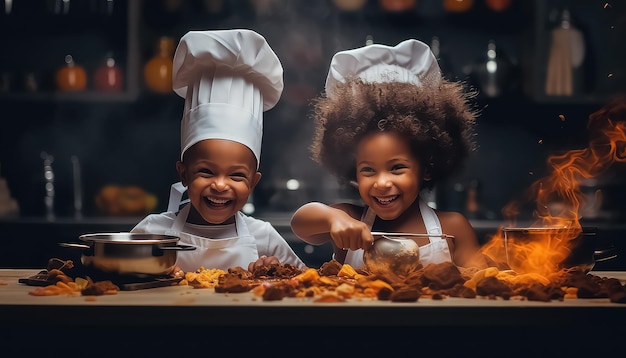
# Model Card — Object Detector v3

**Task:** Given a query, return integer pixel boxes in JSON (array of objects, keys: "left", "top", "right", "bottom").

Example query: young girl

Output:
[
  {"left": 290, "top": 39, "right": 487, "bottom": 269},
  {"left": 132, "top": 29, "right": 306, "bottom": 274}
]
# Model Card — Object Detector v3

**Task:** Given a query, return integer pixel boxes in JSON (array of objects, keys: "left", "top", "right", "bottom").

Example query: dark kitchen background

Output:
[{"left": 1, "top": 0, "right": 625, "bottom": 268}]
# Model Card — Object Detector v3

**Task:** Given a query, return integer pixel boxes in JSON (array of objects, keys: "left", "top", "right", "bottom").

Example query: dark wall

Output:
[{"left": 1, "top": 0, "right": 625, "bottom": 223}]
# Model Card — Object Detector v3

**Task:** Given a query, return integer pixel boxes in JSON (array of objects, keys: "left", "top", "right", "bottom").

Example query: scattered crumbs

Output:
[{"left": 0, "top": 281, "right": 8, "bottom": 286}]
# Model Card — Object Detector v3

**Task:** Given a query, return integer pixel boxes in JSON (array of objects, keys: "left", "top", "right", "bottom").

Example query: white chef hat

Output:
[
  {"left": 325, "top": 39, "right": 441, "bottom": 99},
  {"left": 172, "top": 29, "right": 284, "bottom": 167}
]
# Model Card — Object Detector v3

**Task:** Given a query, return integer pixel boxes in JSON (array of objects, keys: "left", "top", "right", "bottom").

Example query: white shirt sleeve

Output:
[
  {"left": 130, "top": 212, "right": 177, "bottom": 234},
  {"left": 243, "top": 215, "right": 307, "bottom": 270}
]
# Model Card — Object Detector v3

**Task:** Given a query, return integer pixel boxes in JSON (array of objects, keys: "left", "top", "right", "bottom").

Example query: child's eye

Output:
[
  {"left": 391, "top": 164, "right": 407, "bottom": 172},
  {"left": 198, "top": 168, "right": 214, "bottom": 176},
  {"left": 359, "top": 167, "right": 375, "bottom": 174},
  {"left": 230, "top": 172, "right": 248, "bottom": 181}
]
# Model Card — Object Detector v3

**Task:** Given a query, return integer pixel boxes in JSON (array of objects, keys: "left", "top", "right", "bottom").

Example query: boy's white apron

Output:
[{"left": 165, "top": 182, "right": 259, "bottom": 271}]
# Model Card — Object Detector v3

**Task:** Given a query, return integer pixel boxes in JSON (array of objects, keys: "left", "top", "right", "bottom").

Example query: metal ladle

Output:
[
  {"left": 363, "top": 235, "right": 420, "bottom": 276},
  {"left": 363, "top": 233, "right": 456, "bottom": 276}
]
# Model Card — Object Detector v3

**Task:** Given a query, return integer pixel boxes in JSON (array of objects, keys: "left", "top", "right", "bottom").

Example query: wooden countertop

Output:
[
  {"left": 2, "top": 269, "right": 626, "bottom": 329},
  {"left": 3, "top": 268, "right": 626, "bottom": 356}
]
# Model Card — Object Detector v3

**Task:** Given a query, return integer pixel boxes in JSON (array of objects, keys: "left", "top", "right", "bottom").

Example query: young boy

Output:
[
  {"left": 291, "top": 39, "right": 488, "bottom": 269},
  {"left": 132, "top": 29, "right": 306, "bottom": 274}
]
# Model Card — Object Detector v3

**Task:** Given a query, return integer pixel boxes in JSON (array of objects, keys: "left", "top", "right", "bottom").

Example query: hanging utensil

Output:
[
  {"left": 545, "top": 8, "right": 585, "bottom": 96},
  {"left": 51, "top": 0, "right": 71, "bottom": 15},
  {"left": 468, "top": 39, "right": 513, "bottom": 98},
  {"left": 41, "top": 152, "right": 55, "bottom": 220},
  {"left": 71, "top": 155, "right": 83, "bottom": 219}
]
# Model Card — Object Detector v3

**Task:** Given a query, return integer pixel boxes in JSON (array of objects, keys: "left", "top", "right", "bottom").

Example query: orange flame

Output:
[{"left": 481, "top": 96, "right": 626, "bottom": 275}]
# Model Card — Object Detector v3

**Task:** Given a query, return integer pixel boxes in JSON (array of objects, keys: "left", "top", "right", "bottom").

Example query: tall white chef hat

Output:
[
  {"left": 325, "top": 39, "right": 441, "bottom": 99},
  {"left": 172, "top": 29, "right": 284, "bottom": 167}
]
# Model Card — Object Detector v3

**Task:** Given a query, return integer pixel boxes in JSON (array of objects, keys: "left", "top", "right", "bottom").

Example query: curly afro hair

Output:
[{"left": 309, "top": 77, "right": 479, "bottom": 189}]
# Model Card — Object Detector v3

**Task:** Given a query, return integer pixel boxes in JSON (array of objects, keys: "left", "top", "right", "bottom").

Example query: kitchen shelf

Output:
[
  {"left": 0, "top": 91, "right": 140, "bottom": 103},
  {"left": 0, "top": 0, "right": 140, "bottom": 102}
]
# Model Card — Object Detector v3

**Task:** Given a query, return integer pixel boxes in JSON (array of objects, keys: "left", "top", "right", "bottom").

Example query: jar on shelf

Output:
[
  {"left": 23, "top": 72, "right": 40, "bottom": 93},
  {"left": 143, "top": 36, "right": 175, "bottom": 94},
  {"left": 94, "top": 52, "right": 124, "bottom": 92},
  {"left": 55, "top": 55, "right": 87, "bottom": 92},
  {"left": 378, "top": 0, "right": 416, "bottom": 12},
  {"left": 485, "top": 0, "right": 511, "bottom": 12},
  {"left": 443, "top": 0, "right": 474, "bottom": 12}
]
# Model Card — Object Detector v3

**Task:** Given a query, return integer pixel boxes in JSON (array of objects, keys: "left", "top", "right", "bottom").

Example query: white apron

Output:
[
  {"left": 344, "top": 198, "right": 452, "bottom": 268},
  {"left": 165, "top": 182, "right": 259, "bottom": 272}
]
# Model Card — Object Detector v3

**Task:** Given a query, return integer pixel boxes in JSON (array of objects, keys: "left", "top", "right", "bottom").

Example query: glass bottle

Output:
[
  {"left": 143, "top": 36, "right": 175, "bottom": 93},
  {"left": 94, "top": 52, "right": 124, "bottom": 92}
]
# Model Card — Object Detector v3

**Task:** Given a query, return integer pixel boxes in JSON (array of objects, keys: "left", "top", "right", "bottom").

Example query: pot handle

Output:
[
  {"left": 157, "top": 244, "right": 197, "bottom": 251},
  {"left": 594, "top": 247, "right": 618, "bottom": 262},
  {"left": 58, "top": 242, "right": 90, "bottom": 249}
]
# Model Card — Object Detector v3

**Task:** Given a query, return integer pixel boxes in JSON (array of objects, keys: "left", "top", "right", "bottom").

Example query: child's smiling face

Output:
[
  {"left": 355, "top": 131, "right": 424, "bottom": 220},
  {"left": 177, "top": 139, "right": 261, "bottom": 225}
]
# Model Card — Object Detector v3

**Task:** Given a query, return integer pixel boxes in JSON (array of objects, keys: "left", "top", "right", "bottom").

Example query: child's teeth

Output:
[{"left": 378, "top": 195, "right": 398, "bottom": 203}]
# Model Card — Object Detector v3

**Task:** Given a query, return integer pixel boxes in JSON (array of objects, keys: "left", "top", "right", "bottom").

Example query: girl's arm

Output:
[
  {"left": 290, "top": 202, "right": 374, "bottom": 251},
  {"left": 440, "top": 211, "right": 488, "bottom": 269}
]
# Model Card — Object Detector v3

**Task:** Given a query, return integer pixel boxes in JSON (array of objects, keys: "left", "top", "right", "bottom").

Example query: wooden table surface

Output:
[
  {"left": 2, "top": 268, "right": 626, "bottom": 356},
  {"left": 2, "top": 268, "right": 626, "bottom": 327}
]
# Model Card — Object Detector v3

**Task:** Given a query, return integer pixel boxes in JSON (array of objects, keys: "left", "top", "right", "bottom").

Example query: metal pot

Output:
[
  {"left": 59, "top": 233, "right": 196, "bottom": 276},
  {"left": 502, "top": 226, "right": 616, "bottom": 273}
]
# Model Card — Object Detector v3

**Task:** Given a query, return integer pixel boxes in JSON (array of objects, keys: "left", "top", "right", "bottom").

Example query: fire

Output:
[{"left": 481, "top": 96, "right": 626, "bottom": 276}]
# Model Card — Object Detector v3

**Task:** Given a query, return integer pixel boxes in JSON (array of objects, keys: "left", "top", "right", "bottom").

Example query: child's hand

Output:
[
  {"left": 248, "top": 255, "right": 280, "bottom": 272},
  {"left": 172, "top": 266, "right": 185, "bottom": 279},
  {"left": 329, "top": 214, "right": 374, "bottom": 251}
]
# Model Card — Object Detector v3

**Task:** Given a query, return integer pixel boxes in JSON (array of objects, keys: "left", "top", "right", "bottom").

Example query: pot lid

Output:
[{"left": 79, "top": 233, "right": 180, "bottom": 244}]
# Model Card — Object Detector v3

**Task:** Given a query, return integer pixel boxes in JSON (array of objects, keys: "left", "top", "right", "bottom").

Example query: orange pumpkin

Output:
[
  {"left": 55, "top": 55, "right": 87, "bottom": 92},
  {"left": 144, "top": 36, "right": 175, "bottom": 93},
  {"left": 443, "top": 0, "right": 474, "bottom": 12},
  {"left": 485, "top": 0, "right": 511, "bottom": 12}
]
